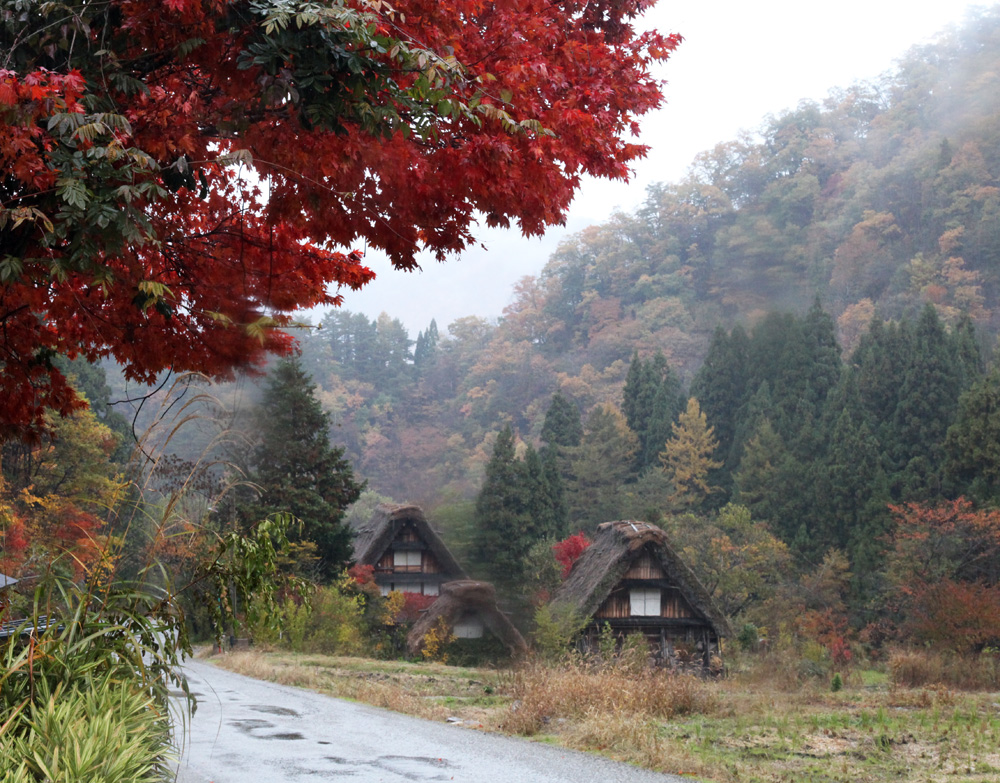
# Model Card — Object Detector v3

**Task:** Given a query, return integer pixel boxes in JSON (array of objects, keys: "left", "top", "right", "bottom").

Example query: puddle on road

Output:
[
  {"left": 249, "top": 704, "right": 299, "bottom": 716},
  {"left": 229, "top": 718, "right": 305, "bottom": 741},
  {"left": 229, "top": 718, "right": 272, "bottom": 734}
]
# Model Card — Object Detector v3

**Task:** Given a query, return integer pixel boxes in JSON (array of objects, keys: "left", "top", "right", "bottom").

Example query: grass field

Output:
[{"left": 211, "top": 649, "right": 1000, "bottom": 782}]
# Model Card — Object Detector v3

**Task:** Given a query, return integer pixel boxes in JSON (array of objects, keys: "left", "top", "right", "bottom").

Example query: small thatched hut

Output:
[
  {"left": 551, "top": 520, "right": 731, "bottom": 668},
  {"left": 350, "top": 503, "right": 466, "bottom": 596},
  {"left": 407, "top": 580, "right": 527, "bottom": 657}
]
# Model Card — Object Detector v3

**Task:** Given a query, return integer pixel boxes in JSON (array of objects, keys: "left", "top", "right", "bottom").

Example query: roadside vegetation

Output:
[
  {"left": 213, "top": 644, "right": 1000, "bottom": 783},
  {"left": 0, "top": 379, "right": 303, "bottom": 782}
]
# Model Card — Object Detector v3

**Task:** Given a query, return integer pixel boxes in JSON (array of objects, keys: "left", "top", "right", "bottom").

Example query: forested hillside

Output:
[{"left": 293, "top": 7, "right": 1000, "bottom": 510}]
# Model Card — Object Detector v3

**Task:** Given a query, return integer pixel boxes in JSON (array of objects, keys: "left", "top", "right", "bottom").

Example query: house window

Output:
[
  {"left": 453, "top": 613, "right": 484, "bottom": 639},
  {"left": 424, "top": 583, "right": 439, "bottom": 596},
  {"left": 393, "top": 550, "right": 422, "bottom": 569},
  {"left": 630, "top": 588, "right": 661, "bottom": 616}
]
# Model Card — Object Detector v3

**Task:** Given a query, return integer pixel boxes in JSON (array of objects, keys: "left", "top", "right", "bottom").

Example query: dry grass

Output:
[
  {"left": 209, "top": 647, "right": 1000, "bottom": 782},
  {"left": 212, "top": 649, "right": 499, "bottom": 724},
  {"left": 500, "top": 660, "right": 715, "bottom": 735},
  {"left": 888, "top": 648, "right": 1000, "bottom": 690}
]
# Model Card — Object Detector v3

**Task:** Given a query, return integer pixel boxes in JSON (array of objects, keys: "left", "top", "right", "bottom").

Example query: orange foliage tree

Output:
[
  {"left": 0, "top": 0, "right": 680, "bottom": 440},
  {"left": 885, "top": 499, "right": 1000, "bottom": 651},
  {"left": 0, "top": 403, "right": 121, "bottom": 579}
]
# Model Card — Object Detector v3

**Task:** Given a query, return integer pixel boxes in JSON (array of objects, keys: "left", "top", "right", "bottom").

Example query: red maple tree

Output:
[
  {"left": 553, "top": 531, "right": 591, "bottom": 578},
  {"left": 0, "top": 0, "right": 680, "bottom": 440}
]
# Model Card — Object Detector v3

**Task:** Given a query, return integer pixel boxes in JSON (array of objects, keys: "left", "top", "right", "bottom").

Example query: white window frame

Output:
[
  {"left": 392, "top": 550, "right": 422, "bottom": 568},
  {"left": 630, "top": 587, "right": 661, "bottom": 617},
  {"left": 453, "top": 614, "right": 484, "bottom": 639}
]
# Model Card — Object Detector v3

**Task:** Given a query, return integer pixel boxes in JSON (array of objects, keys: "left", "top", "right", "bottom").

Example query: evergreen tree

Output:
[
  {"left": 540, "top": 392, "right": 583, "bottom": 449},
  {"left": 823, "top": 409, "right": 892, "bottom": 571},
  {"left": 734, "top": 416, "right": 820, "bottom": 558},
  {"left": 541, "top": 446, "right": 570, "bottom": 540},
  {"left": 241, "top": 356, "right": 363, "bottom": 578},
  {"left": 473, "top": 425, "right": 538, "bottom": 589},
  {"left": 944, "top": 363, "right": 1000, "bottom": 503},
  {"left": 522, "top": 444, "right": 566, "bottom": 541},
  {"left": 372, "top": 313, "right": 413, "bottom": 391},
  {"left": 802, "top": 298, "right": 843, "bottom": 414},
  {"left": 622, "top": 351, "right": 682, "bottom": 470},
  {"left": 950, "top": 313, "right": 984, "bottom": 389},
  {"left": 892, "top": 305, "right": 964, "bottom": 496},
  {"left": 642, "top": 367, "right": 685, "bottom": 469},
  {"left": 565, "top": 405, "right": 638, "bottom": 533},
  {"left": 413, "top": 319, "right": 440, "bottom": 373},
  {"left": 729, "top": 381, "right": 776, "bottom": 469},
  {"left": 690, "top": 324, "right": 751, "bottom": 474},
  {"left": 851, "top": 317, "right": 911, "bottom": 458}
]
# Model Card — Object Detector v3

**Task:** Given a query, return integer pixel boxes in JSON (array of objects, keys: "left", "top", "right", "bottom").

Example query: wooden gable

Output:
[
  {"left": 374, "top": 521, "right": 443, "bottom": 575},
  {"left": 594, "top": 546, "right": 698, "bottom": 620}
]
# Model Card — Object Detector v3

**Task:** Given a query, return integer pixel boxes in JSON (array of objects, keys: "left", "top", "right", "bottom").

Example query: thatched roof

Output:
[
  {"left": 407, "top": 580, "right": 527, "bottom": 656},
  {"left": 349, "top": 503, "right": 466, "bottom": 579},
  {"left": 551, "top": 520, "right": 732, "bottom": 637}
]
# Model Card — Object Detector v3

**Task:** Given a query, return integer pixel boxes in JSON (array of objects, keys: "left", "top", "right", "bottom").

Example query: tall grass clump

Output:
[{"left": 501, "top": 657, "right": 716, "bottom": 736}]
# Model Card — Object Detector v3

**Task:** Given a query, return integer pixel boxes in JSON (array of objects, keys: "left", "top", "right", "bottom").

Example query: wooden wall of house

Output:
[
  {"left": 375, "top": 530, "right": 443, "bottom": 574},
  {"left": 624, "top": 552, "right": 664, "bottom": 580},
  {"left": 593, "top": 585, "right": 697, "bottom": 620}
]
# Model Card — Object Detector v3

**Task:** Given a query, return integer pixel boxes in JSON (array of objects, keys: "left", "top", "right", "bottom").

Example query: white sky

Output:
[{"left": 324, "top": 1, "right": 990, "bottom": 337}]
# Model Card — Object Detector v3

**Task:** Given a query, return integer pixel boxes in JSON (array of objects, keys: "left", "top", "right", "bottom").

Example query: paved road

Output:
[{"left": 171, "top": 659, "right": 691, "bottom": 783}]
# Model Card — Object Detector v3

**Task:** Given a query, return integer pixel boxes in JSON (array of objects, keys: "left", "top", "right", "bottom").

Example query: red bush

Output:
[
  {"left": 348, "top": 563, "right": 375, "bottom": 586},
  {"left": 553, "top": 532, "right": 591, "bottom": 578}
]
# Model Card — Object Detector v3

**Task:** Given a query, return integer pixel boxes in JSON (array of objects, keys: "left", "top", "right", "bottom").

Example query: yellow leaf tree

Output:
[{"left": 659, "top": 397, "right": 722, "bottom": 509}]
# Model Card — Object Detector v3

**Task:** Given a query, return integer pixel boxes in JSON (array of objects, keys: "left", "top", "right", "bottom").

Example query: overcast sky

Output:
[{"left": 323, "top": 1, "right": 990, "bottom": 337}]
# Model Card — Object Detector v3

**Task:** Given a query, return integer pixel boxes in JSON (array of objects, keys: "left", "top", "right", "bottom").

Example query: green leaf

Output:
[{"left": 56, "top": 178, "right": 89, "bottom": 209}]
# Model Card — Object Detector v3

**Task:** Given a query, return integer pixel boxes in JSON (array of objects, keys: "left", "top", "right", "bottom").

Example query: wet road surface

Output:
[{"left": 171, "top": 659, "right": 691, "bottom": 782}]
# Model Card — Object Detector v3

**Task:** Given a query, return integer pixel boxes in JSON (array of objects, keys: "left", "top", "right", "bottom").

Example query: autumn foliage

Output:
[
  {"left": 886, "top": 499, "right": 1000, "bottom": 651},
  {"left": 0, "top": 0, "right": 679, "bottom": 440},
  {"left": 553, "top": 532, "right": 591, "bottom": 578}
]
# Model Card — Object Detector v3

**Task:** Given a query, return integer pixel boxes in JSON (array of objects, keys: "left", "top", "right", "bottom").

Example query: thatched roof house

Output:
[
  {"left": 350, "top": 503, "right": 466, "bottom": 596},
  {"left": 407, "top": 580, "right": 527, "bottom": 657},
  {"left": 551, "top": 520, "right": 731, "bottom": 667}
]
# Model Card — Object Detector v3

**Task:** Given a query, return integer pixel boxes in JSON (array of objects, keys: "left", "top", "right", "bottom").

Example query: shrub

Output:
[
  {"left": 531, "top": 604, "right": 586, "bottom": 662},
  {"left": 0, "top": 675, "right": 172, "bottom": 783},
  {"left": 303, "top": 583, "right": 368, "bottom": 655},
  {"left": 737, "top": 622, "right": 760, "bottom": 652},
  {"left": 420, "top": 617, "right": 456, "bottom": 663}
]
